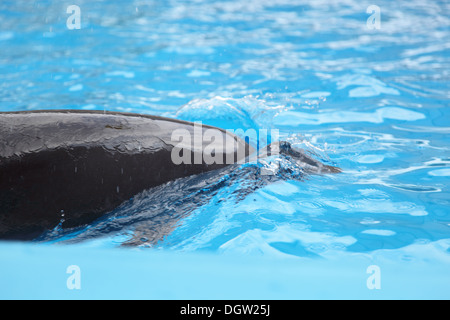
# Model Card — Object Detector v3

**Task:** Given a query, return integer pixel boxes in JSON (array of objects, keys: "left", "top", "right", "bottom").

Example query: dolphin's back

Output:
[{"left": 0, "top": 110, "right": 250, "bottom": 240}]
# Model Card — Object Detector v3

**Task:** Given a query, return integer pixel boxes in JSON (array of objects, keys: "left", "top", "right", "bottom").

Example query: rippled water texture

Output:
[{"left": 0, "top": 0, "right": 449, "bottom": 265}]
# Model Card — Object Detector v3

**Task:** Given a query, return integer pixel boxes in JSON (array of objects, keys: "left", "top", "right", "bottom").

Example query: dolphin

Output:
[{"left": 0, "top": 110, "right": 339, "bottom": 241}]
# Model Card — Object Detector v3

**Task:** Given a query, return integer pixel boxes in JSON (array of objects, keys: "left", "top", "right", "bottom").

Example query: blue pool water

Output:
[{"left": 0, "top": 0, "right": 449, "bottom": 299}]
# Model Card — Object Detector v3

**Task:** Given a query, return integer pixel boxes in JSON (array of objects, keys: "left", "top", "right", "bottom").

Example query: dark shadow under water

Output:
[{"left": 35, "top": 145, "right": 338, "bottom": 247}]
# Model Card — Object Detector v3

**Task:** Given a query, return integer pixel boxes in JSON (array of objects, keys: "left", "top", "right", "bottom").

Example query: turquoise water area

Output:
[{"left": 0, "top": 0, "right": 449, "bottom": 299}]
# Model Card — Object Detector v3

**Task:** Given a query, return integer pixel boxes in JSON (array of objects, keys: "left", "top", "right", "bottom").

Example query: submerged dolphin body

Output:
[{"left": 0, "top": 110, "right": 339, "bottom": 241}]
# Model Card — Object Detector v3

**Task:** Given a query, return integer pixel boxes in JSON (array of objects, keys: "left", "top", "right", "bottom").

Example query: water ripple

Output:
[{"left": 0, "top": 0, "right": 449, "bottom": 262}]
